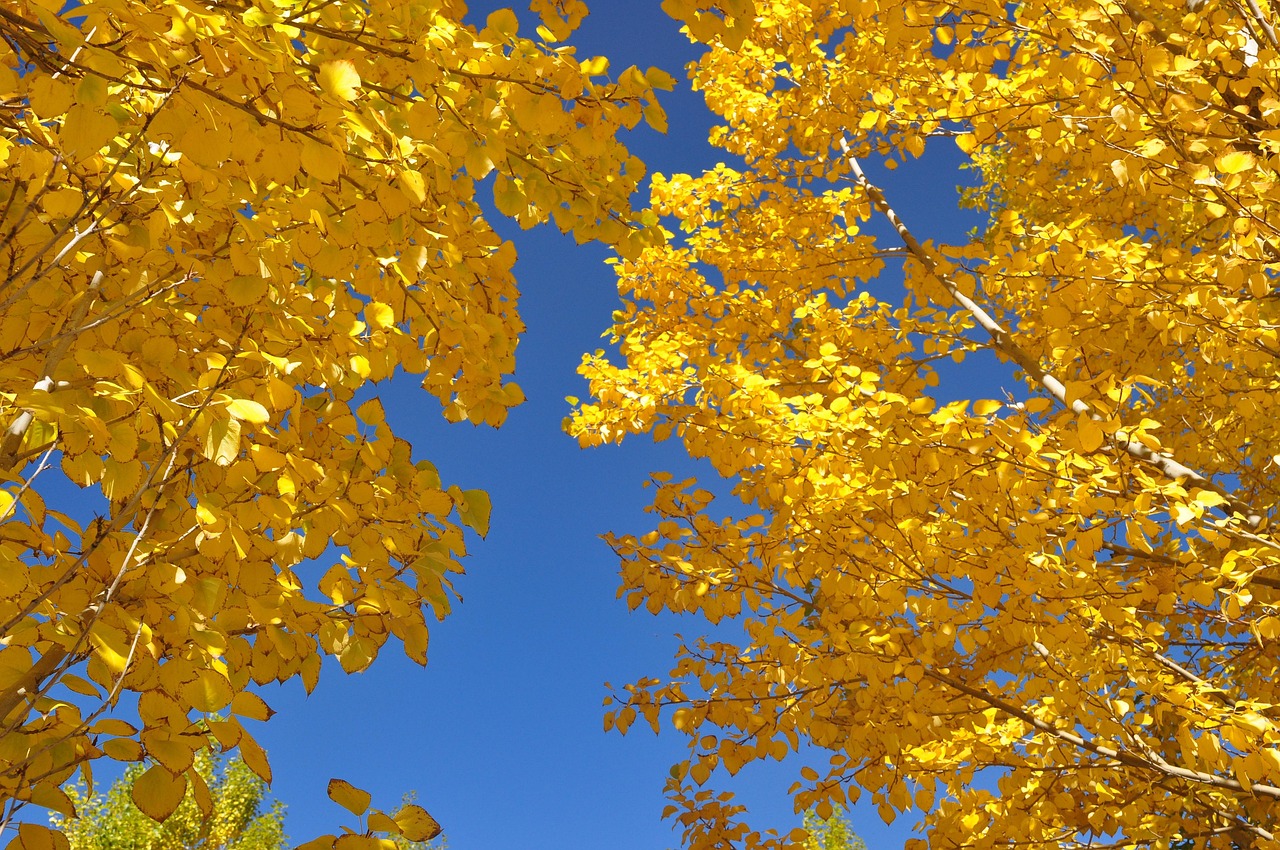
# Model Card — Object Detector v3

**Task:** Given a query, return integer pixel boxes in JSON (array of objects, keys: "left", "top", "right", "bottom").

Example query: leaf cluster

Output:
[
  {"left": 0, "top": 0, "right": 663, "bottom": 841},
  {"left": 573, "top": 1, "right": 1280, "bottom": 848}
]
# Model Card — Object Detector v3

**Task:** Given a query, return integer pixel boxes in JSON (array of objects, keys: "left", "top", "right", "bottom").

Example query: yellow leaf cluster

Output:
[
  {"left": 573, "top": 2, "right": 1280, "bottom": 848},
  {"left": 0, "top": 0, "right": 660, "bottom": 836},
  {"left": 299, "top": 779, "right": 441, "bottom": 850}
]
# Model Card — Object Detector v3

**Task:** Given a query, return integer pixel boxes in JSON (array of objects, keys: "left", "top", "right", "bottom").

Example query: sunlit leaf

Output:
[
  {"left": 393, "top": 804, "right": 442, "bottom": 842},
  {"left": 130, "top": 765, "right": 187, "bottom": 823},
  {"left": 318, "top": 60, "right": 361, "bottom": 101},
  {"left": 327, "top": 778, "right": 371, "bottom": 817}
]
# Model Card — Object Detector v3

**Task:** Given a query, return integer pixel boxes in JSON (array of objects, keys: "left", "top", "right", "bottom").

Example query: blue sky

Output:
[{"left": 247, "top": 3, "right": 986, "bottom": 848}]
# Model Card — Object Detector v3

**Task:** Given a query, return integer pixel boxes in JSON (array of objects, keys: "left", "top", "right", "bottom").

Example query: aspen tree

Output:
[
  {"left": 573, "top": 1, "right": 1280, "bottom": 848},
  {"left": 0, "top": 0, "right": 664, "bottom": 842}
]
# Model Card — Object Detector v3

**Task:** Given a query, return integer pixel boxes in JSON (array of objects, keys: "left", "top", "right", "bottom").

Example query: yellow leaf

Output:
[
  {"left": 182, "top": 669, "right": 233, "bottom": 712},
  {"left": 242, "top": 6, "right": 281, "bottom": 26},
  {"left": 493, "top": 176, "right": 525, "bottom": 217},
  {"left": 334, "top": 837, "right": 382, "bottom": 850},
  {"left": 203, "top": 417, "right": 242, "bottom": 466},
  {"left": 90, "top": 718, "right": 137, "bottom": 737},
  {"left": 394, "top": 805, "right": 442, "bottom": 842},
  {"left": 142, "top": 730, "right": 195, "bottom": 773},
  {"left": 88, "top": 623, "right": 133, "bottom": 675},
  {"left": 29, "top": 783, "right": 75, "bottom": 818},
  {"left": 327, "top": 778, "right": 372, "bottom": 817},
  {"left": 645, "top": 66, "right": 677, "bottom": 91},
  {"left": 28, "top": 76, "right": 73, "bottom": 117},
  {"left": 62, "top": 104, "right": 118, "bottom": 159},
  {"left": 61, "top": 673, "right": 101, "bottom": 698},
  {"left": 356, "top": 398, "right": 386, "bottom": 425},
  {"left": 226, "top": 398, "right": 271, "bottom": 425},
  {"left": 295, "top": 838, "right": 336, "bottom": 850},
  {"left": 301, "top": 140, "right": 344, "bottom": 182},
  {"left": 367, "top": 812, "right": 401, "bottom": 834},
  {"left": 1077, "top": 417, "right": 1104, "bottom": 453},
  {"left": 206, "top": 721, "right": 242, "bottom": 751},
  {"left": 101, "top": 458, "right": 143, "bottom": 503},
  {"left": 365, "top": 302, "right": 395, "bottom": 330},
  {"left": 33, "top": 6, "right": 83, "bottom": 52},
  {"left": 189, "top": 770, "right": 213, "bottom": 820},
  {"left": 103, "top": 738, "right": 143, "bottom": 762},
  {"left": 690, "top": 760, "right": 711, "bottom": 785},
  {"left": 457, "top": 488, "right": 492, "bottom": 538},
  {"left": 227, "top": 276, "right": 269, "bottom": 306},
  {"left": 399, "top": 169, "right": 427, "bottom": 203},
  {"left": 973, "top": 399, "right": 1001, "bottom": 416},
  {"left": 1172, "top": 502, "right": 1200, "bottom": 527},
  {"left": 318, "top": 60, "right": 361, "bottom": 101},
  {"left": 1194, "top": 489, "right": 1227, "bottom": 508},
  {"left": 644, "top": 102, "right": 668, "bottom": 134},
  {"left": 131, "top": 765, "right": 187, "bottom": 823},
  {"left": 339, "top": 636, "right": 375, "bottom": 673},
  {"left": 237, "top": 730, "right": 272, "bottom": 783},
  {"left": 230, "top": 691, "right": 275, "bottom": 721},
  {"left": 485, "top": 8, "right": 519, "bottom": 38},
  {"left": 1216, "top": 150, "right": 1255, "bottom": 175},
  {"left": 464, "top": 144, "right": 494, "bottom": 178},
  {"left": 9, "top": 825, "right": 69, "bottom": 850}
]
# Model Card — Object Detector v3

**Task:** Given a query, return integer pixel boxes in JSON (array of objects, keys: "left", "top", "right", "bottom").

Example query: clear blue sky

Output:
[{"left": 249, "top": 3, "right": 985, "bottom": 848}]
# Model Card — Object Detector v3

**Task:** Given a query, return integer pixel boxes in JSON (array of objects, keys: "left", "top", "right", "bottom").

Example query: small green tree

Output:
[
  {"left": 55, "top": 752, "right": 285, "bottom": 850},
  {"left": 54, "top": 756, "right": 448, "bottom": 850},
  {"left": 802, "top": 808, "right": 865, "bottom": 850}
]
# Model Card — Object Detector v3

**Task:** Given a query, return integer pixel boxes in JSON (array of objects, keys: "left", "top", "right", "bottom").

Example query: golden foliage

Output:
[
  {"left": 572, "top": 1, "right": 1280, "bottom": 848},
  {"left": 0, "top": 0, "right": 660, "bottom": 836}
]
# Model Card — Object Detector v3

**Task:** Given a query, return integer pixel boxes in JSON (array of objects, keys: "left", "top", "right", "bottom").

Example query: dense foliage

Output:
[
  {"left": 0, "top": 0, "right": 660, "bottom": 843},
  {"left": 57, "top": 753, "right": 285, "bottom": 850},
  {"left": 572, "top": 1, "right": 1280, "bottom": 848}
]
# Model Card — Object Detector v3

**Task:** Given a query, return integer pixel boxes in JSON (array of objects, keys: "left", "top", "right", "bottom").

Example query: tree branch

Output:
[
  {"left": 838, "top": 140, "right": 1264, "bottom": 529},
  {"left": 926, "top": 668, "right": 1280, "bottom": 801}
]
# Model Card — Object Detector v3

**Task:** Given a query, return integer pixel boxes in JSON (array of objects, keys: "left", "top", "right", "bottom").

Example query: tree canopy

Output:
[
  {"left": 6, "top": 0, "right": 1280, "bottom": 848},
  {"left": 802, "top": 808, "right": 864, "bottom": 850},
  {"left": 52, "top": 752, "right": 446, "bottom": 850},
  {"left": 0, "top": 0, "right": 662, "bottom": 843},
  {"left": 571, "top": 1, "right": 1280, "bottom": 848}
]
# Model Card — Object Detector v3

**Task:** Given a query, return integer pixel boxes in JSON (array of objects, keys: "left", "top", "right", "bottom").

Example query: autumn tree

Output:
[
  {"left": 571, "top": 0, "right": 1280, "bottom": 848},
  {"left": 802, "top": 808, "right": 864, "bottom": 850},
  {"left": 0, "top": 0, "right": 665, "bottom": 842},
  {"left": 53, "top": 753, "right": 446, "bottom": 850},
  {"left": 56, "top": 752, "right": 285, "bottom": 850}
]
